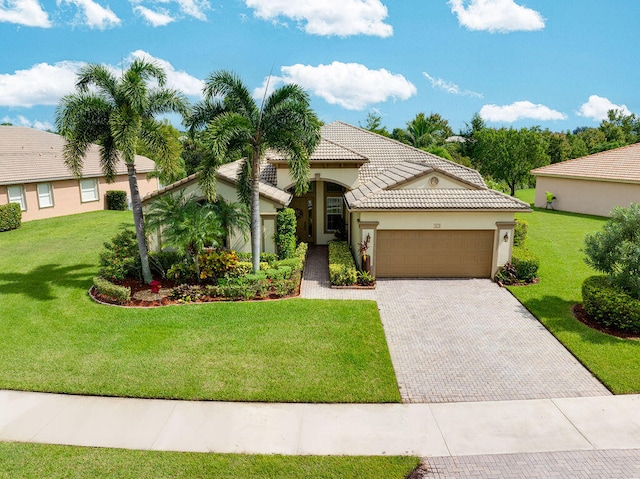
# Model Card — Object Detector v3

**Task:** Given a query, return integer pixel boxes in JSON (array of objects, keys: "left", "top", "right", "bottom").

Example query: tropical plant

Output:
[
  {"left": 145, "top": 192, "right": 225, "bottom": 280},
  {"left": 584, "top": 203, "right": 640, "bottom": 299},
  {"left": 55, "top": 58, "right": 189, "bottom": 283},
  {"left": 188, "top": 70, "right": 321, "bottom": 273},
  {"left": 210, "top": 196, "right": 250, "bottom": 247}
]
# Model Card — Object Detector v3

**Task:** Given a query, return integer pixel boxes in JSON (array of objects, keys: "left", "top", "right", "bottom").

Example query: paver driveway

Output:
[{"left": 301, "top": 247, "right": 609, "bottom": 403}]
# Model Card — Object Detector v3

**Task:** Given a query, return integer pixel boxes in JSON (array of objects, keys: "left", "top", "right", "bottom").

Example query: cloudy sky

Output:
[{"left": 1, "top": 0, "right": 638, "bottom": 133}]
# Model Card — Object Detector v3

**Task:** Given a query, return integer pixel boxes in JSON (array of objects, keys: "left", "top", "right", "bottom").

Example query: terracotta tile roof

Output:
[
  {"left": 345, "top": 188, "right": 531, "bottom": 211},
  {"left": 531, "top": 142, "right": 640, "bottom": 183},
  {"left": 321, "top": 121, "right": 486, "bottom": 186},
  {"left": 0, "top": 126, "right": 156, "bottom": 186}
]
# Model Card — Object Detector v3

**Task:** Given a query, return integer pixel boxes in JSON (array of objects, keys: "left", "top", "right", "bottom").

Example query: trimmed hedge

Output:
[
  {"left": 93, "top": 276, "right": 131, "bottom": 304},
  {"left": 276, "top": 208, "right": 297, "bottom": 259},
  {"left": 513, "top": 219, "right": 528, "bottom": 247},
  {"left": 582, "top": 275, "right": 640, "bottom": 334},
  {"left": 105, "top": 190, "right": 128, "bottom": 211},
  {"left": 0, "top": 203, "right": 21, "bottom": 232},
  {"left": 328, "top": 241, "right": 358, "bottom": 286}
]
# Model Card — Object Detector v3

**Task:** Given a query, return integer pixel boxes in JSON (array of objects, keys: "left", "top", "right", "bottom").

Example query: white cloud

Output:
[
  {"left": 0, "top": 0, "right": 51, "bottom": 27},
  {"left": 480, "top": 101, "right": 567, "bottom": 122},
  {"left": 174, "top": 0, "right": 209, "bottom": 20},
  {"left": 133, "top": 5, "right": 174, "bottom": 26},
  {"left": 449, "top": 0, "right": 544, "bottom": 33},
  {"left": 0, "top": 61, "right": 82, "bottom": 107},
  {"left": 57, "top": 0, "right": 120, "bottom": 29},
  {"left": 577, "top": 95, "right": 632, "bottom": 122},
  {"left": 128, "top": 50, "right": 204, "bottom": 96},
  {"left": 2, "top": 115, "right": 54, "bottom": 130},
  {"left": 254, "top": 62, "right": 416, "bottom": 111},
  {"left": 423, "top": 72, "right": 483, "bottom": 98},
  {"left": 245, "top": 0, "right": 392, "bottom": 37}
]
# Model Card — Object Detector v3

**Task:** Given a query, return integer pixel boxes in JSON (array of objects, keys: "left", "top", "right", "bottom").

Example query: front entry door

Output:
[{"left": 290, "top": 197, "right": 314, "bottom": 244}]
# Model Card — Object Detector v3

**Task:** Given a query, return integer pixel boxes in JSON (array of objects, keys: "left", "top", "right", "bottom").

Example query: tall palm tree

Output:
[
  {"left": 56, "top": 59, "right": 189, "bottom": 283},
  {"left": 188, "top": 71, "right": 321, "bottom": 273}
]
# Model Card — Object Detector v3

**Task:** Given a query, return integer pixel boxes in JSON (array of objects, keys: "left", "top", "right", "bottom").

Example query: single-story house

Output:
[
  {"left": 0, "top": 126, "right": 159, "bottom": 222},
  {"left": 531, "top": 142, "right": 640, "bottom": 217},
  {"left": 144, "top": 122, "right": 530, "bottom": 278}
]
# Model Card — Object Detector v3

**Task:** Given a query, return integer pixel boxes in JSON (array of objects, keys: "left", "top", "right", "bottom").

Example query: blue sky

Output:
[{"left": 1, "top": 0, "right": 639, "bottom": 133}]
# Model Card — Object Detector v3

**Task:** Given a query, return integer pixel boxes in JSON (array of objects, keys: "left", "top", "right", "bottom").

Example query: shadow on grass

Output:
[
  {"left": 528, "top": 206, "right": 608, "bottom": 221},
  {"left": 0, "top": 263, "right": 94, "bottom": 301},
  {"left": 519, "top": 294, "right": 628, "bottom": 346}
]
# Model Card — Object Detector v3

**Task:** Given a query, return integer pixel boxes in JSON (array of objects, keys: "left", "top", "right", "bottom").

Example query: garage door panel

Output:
[{"left": 376, "top": 230, "right": 494, "bottom": 278}]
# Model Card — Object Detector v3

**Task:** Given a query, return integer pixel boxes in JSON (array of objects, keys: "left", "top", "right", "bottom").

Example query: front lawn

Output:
[
  {"left": 512, "top": 190, "right": 640, "bottom": 394},
  {"left": 0, "top": 443, "right": 419, "bottom": 479},
  {"left": 0, "top": 212, "right": 399, "bottom": 403}
]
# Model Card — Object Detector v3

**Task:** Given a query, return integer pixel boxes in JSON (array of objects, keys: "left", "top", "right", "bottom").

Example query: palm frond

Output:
[
  {"left": 203, "top": 70, "right": 259, "bottom": 123},
  {"left": 75, "top": 64, "right": 117, "bottom": 96},
  {"left": 187, "top": 98, "right": 226, "bottom": 133}
]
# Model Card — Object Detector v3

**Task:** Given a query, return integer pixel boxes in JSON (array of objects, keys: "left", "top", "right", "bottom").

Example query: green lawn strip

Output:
[
  {"left": 510, "top": 190, "right": 640, "bottom": 394},
  {"left": 0, "top": 212, "right": 399, "bottom": 403},
  {"left": 0, "top": 443, "right": 419, "bottom": 479}
]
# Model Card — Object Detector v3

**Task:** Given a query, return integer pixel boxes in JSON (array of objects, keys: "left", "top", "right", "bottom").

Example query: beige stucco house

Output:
[
  {"left": 0, "top": 126, "right": 158, "bottom": 222},
  {"left": 144, "top": 122, "right": 530, "bottom": 278},
  {"left": 531, "top": 142, "right": 640, "bottom": 217}
]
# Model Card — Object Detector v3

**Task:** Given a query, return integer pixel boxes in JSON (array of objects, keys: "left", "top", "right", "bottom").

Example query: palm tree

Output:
[
  {"left": 188, "top": 71, "right": 321, "bottom": 273},
  {"left": 145, "top": 192, "right": 224, "bottom": 280},
  {"left": 210, "top": 197, "right": 250, "bottom": 248},
  {"left": 56, "top": 59, "right": 189, "bottom": 283}
]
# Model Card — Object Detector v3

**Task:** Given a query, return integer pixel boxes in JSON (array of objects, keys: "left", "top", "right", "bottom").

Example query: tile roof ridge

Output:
[{"left": 532, "top": 141, "right": 640, "bottom": 173}]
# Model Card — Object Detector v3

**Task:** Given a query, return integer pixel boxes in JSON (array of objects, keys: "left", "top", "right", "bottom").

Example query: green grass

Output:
[
  {"left": 0, "top": 443, "right": 419, "bottom": 479},
  {"left": 0, "top": 211, "right": 399, "bottom": 403},
  {"left": 512, "top": 190, "right": 640, "bottom": 394}
]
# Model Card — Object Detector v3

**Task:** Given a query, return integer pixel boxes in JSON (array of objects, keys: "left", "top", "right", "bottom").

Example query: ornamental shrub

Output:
[
  {"left": 513, "top": 219, "right": 528, "bottom": 247},
  {"left": 0, "top": 203, "right": 21, "bottom": 232},
  {"left": 149, "top": 250, "right": 184, "bottom": 279},
  {"left": 584, "top": 203, "right": 640, "bottom": 299},
  {"left": 276, "top": 208, "right": 297, "bottom": 259},
  {"left": 98, "top": 229, "right": 141, "bottom": 281},
  {"left": 198, "top": 249, "right": 238, "bottom": 282},
  {"left": 105, "top": 190, "right": 128, "bottom": 211},
  {"left": 582, "top": 275, "right": 640, "bottom": 334},
  {"left": 93, "top": 276, "right": 131, "bottom": 304},
  {"left": 495, "top": 246, "right": 539, "bottom": 284},
  {"left": 328, "top": 241, "right": 358, "bottom": 286}
]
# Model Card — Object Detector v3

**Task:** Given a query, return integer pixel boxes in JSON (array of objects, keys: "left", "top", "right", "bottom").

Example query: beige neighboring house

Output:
[
  {"left": 531, "top": 142, "right": 640, "bottom": 217},
  {"left": 144, "top": 122, "right": 530, "bottom": 278},
  {"left": 0, "top": 126, "right": 159, "bottom": 222}
]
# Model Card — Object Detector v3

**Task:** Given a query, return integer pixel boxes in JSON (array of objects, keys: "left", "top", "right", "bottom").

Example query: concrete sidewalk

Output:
[{"left": 2, "top": 390, "right": 639, "bottom": 457}]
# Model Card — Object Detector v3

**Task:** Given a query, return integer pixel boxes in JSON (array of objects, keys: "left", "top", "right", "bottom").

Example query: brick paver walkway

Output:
[
  {"left": 301, "top": 247, "right": 609, "bottom": 403},
  {"left": 422, "top": 450, "right": 640, "bottom": 478}
]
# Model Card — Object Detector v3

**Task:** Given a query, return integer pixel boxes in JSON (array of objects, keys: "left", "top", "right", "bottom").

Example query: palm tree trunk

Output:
[
  {"left": 250, "top": 155, "right": 261, "bottom": 273},
  {"left": 126, "top": 163, "right": 153, "bottom": 283}
]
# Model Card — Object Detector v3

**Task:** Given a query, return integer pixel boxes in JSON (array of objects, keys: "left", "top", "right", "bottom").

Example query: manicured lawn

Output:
[
  {"left": 0, "top": 211, "right": 399, "bottom": 403},
  {"left": 512, "top": 190, "right": 640, "bottom": 394},
  {"left": 0, "top": 443, "right": 419, "bottom": 479}
]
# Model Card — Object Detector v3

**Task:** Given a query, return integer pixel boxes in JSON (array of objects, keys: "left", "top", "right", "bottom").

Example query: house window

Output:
[
  {"left": 37, "top": 183, "right": 54, "bottom": 208},
  {"left": 325, "top": 196, "right": 343, "bottom": 232},
  {"left": 7, "top": 185, "right": 26, "bottom": 211},
  {"left": 80, "top": 178, "right": 99, "bottom": 203}
]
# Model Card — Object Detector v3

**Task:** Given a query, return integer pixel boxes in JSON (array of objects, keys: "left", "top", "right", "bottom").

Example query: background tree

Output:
[
  {"left": 56, "top": 59, "right": 189, "bottom": 283},
  {"left": 473, "top": 127, "right": 549, "bottom": 196},
  {"left": 359, "top": 112, "right": 390, "bottom": 137},
  {"left": 584, "top": 203, "right": 640, "bottom": 299},
  {"left": 188, "top": 71, "right": 321, "bottom": 273},
  {"left": 395, "top": 112, "right": 453, "bottom": 150}
]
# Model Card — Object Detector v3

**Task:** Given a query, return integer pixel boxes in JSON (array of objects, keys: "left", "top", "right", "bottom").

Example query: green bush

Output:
[
  {"left": 93, "top": 276, "right": 131, "bottom": 304},
  {"left": 98, "top": 229, "right": 141, "bottom": 281},
  {"left": 276, "top": 208, "right": 297, "bottom": 259},
  {"left": 328, "top": 241, "right": 358, "bottom": 286},
  {"left": 149, "top": 250, "right": 183, "bottom": 279},
  {"left": 170, "top": 284, "right": 205, "bottom": 303},
  {"left": 0, "top": 203, "right": 21, "bottom": 232},
  {"left": 265, "top": 266, "right": 293, "bottom": 281},
  {"left": 582, "top": 275, "right": 640, "bottom": 334},
  {"left": 105, "top": 190, "right": 128, "bottom": 211},
  {"left": 295, "top": 242, "right": 308, "bottom": 261},
  {"left": 236, "top": 252, "right": 278, "bottom": 264},
  {"left": 513, "top": 219, "right": 528, "bottom": 247},
  {"left": 217, "top": 277, "right": 259, "bottom": 300},
  {"left": 495, "top": 246, "right": 539, "bottom": 284}
]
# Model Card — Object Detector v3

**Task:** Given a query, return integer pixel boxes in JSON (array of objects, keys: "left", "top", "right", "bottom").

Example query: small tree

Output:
[
  {"left": 276, "top": 208, "right": 297, "bottom": 260},
  {"left": 584, "top": 203, "right": 640, "bottom": 299}
]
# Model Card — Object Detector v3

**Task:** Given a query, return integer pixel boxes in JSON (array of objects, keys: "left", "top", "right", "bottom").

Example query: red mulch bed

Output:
[
  {"left": 572, "top": 304, "right": 639, "bottom": 340},
  {"left": 90, "top": 277, "right": 301, "bottom": 308}
]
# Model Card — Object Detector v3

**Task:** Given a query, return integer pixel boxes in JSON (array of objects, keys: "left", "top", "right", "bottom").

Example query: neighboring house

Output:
[
  {"left": 531, "top": 142, "right": 640, "bottom": 217},
  {"left": 0, "top": 126, "right": 159, "bottom": 222},
  {"left": 144, "top": 122, "right": 530, "bottom": 278}
]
